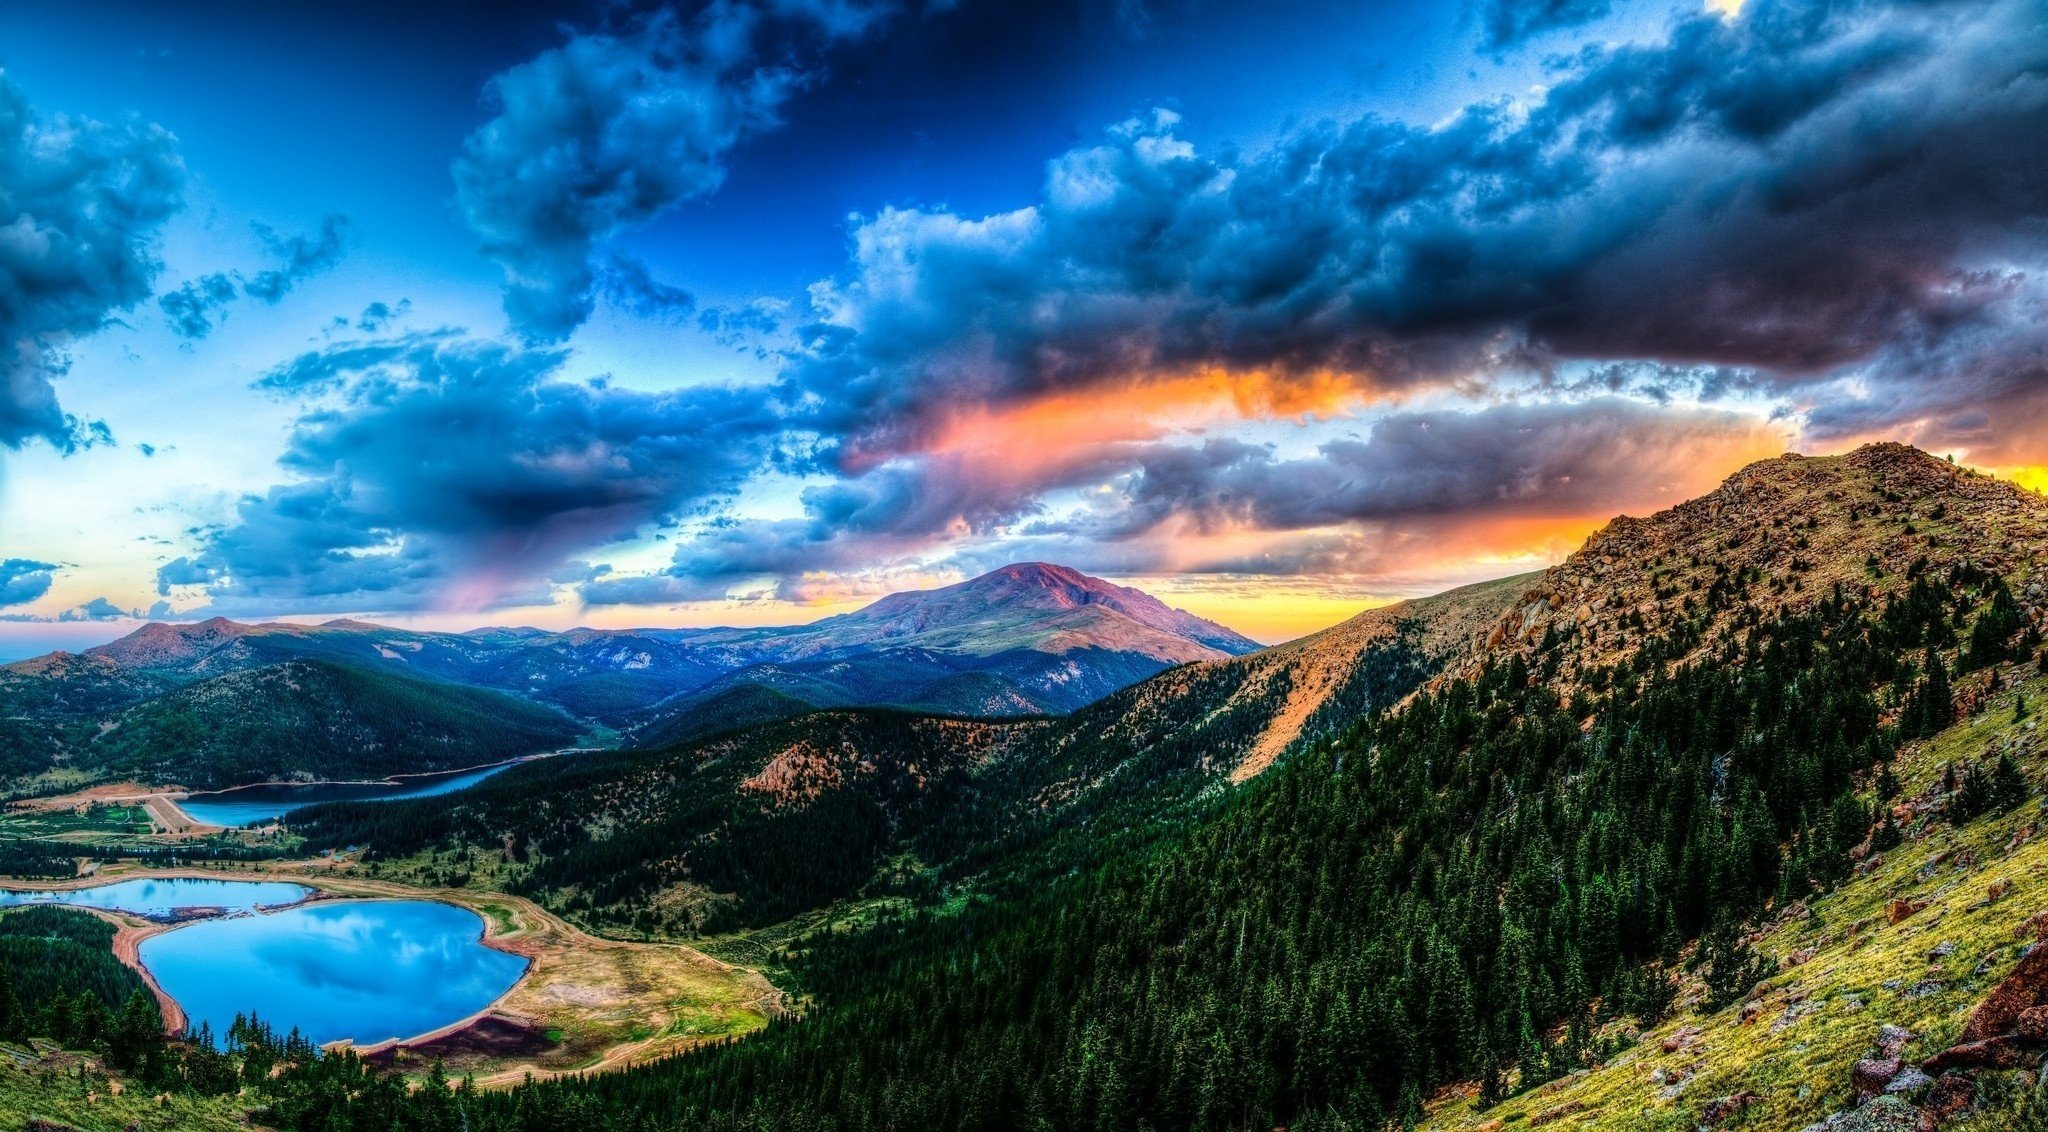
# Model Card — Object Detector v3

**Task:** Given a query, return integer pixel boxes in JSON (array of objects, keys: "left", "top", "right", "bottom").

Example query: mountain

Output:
[
  {"left": 279, "top": 444, "right": 2048, "bottom": 1132},
  {"left": 0, "top": 563, "right": 1257, "bottom": 792},
  {"left": 781, "top": 562, "right": 1261, "bottom": 659},
  {"left": 1460, "top": 442, "right": 2048, "bottom": 689},
  {"left": 74, "top": 659, "right": 585, "bottom": 790},
  {"left": 618, "top": 563, "right": 1262, "bottom": 742},
  {"left": 65, "top": 563, "right": 1260, "bottom": 735},
  {"left": 289, "top": 571, "right": 1522, "bottom": 934}
]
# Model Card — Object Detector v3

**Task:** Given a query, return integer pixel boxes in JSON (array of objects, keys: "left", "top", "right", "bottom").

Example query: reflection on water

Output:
[
  {"left": 139, "top": 897, "right": 528, "bottom": 1047},
  {"left": 0, "top": 877, "right": 310, "bottom": 917},
  {"left": 179, "top": 762, "right": 520, "bottom": 828}
]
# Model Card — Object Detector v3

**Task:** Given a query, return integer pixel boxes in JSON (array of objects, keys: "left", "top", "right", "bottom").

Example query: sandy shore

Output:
[
  {"left": 12, "top": 783, "right": 224, "bottom": 836},
  {"left": 97, "top": 910, "right": 187, "bottom": 1035},
  {"left": 2, "top": 863, "right": 781, "bottom": 1084}
]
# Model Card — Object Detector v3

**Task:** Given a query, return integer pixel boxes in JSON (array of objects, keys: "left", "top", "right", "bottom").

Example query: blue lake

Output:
[
  {"left": 139, "top": 898, "right": 528, "bottom": 1047},
  {"left": 179, "top": 762, "right": 520, "bottom": 827},
  {"left": 0, "top": 877, "right": 310, "bottom": 917}
]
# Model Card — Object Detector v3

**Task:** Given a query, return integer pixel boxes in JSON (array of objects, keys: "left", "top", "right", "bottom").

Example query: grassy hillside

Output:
[
  {"left": 262, "top": 445, "right": 2048, "bottom": 1130},
  {"left": 85, "top": 659, "right": 584, "bottom": 789},
  {"left": 1425, "top": 659, "right": 2048, "bottom": 1131},
  {"left": 32, "top": 444, "right": 2048, "bottom": 1131}
]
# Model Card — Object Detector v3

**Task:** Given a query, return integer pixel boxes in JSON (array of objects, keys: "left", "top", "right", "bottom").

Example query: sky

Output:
[{"left": 0, "top": 0, "right": 2044, "bottom": 657}]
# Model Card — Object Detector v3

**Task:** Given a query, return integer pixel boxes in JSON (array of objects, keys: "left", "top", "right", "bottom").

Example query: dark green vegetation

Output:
[
  {"left": 0, "top": 653, "right": 582, "bottom": 794},
  {"left": 17, "top": 447, "right": 2048, "bottom": 1130},
  {"left": 88, "top": 660, "right": 582, "bottom": 789},
  {"left": 0, "top": 907, "right": 162, "bottom": 1065}
]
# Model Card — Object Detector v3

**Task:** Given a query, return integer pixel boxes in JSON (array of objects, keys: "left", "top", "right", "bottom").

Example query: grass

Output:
[
  {"left": 1425, "top": 661, "right": 2048, "bottom": 1130},
  {"left": 0, "top": 802, "right": 155, "bottom": 844},
  {"left": 0, "top": 1042, "right": 248, "bottom": 1131},
  {"left": 164, "top": 862, "right": 782, "bottom": 1086}
]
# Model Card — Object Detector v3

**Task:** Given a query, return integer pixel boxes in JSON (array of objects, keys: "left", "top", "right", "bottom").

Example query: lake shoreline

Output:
[
  {"left": 0, "top": 864, "right": 781, "bottom": 1083},
  {"left": 13, "top": 746, "right": 601, "bottom": 833}
]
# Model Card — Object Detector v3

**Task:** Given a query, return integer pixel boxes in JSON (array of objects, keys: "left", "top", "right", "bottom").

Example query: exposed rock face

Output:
[
  {"left": 1921, "top": 1074, "right": 1978, "bottom": 1124},
  {"left": 1800, "top": 1095, "right": 1928, "bottom": 1132},
  {"left": 1951, "top": 937, "right": 2048, "bottom": 1045}
]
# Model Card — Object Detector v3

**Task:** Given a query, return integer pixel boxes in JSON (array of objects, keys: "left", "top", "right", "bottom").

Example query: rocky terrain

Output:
[{"left": 1460, "top": 444, "right": 2048, "bottom": 693}]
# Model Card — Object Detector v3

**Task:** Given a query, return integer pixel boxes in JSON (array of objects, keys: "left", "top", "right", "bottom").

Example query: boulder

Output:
[
  {"left": 2020, "top": 1004, "right": 2048, "bottom": 1041},
  {"left": 1882, "top": 1067, "right": 1932, "bottom": 1095},
  {"left": 1921, "top": 1034, "right": 2025, "bottom": 1073},
  {"left": 1661, "top": 1024, "right": 1703, "bottom": 1053},
  {"left": 1852, "top": 1057, "right": 1903, "bottom": 1101},
  {"left": 1922, "top": 1073, "right": 1977, "bottom": 1124},
  {"left": 1954, "top": 934, "right": 2048, "bottom": 1043},
  {"left": 1812, "top": 1095, "right": 1924, "bottom": 1132},
  {"left": 1876, "top": 1024, "right": 1917, "bottom": 1059}
]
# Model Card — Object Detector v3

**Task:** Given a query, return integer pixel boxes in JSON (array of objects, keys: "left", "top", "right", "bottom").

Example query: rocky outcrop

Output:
[
  {"left": 1453, "top": 444, "right": 2048, "bottom": 695},
  {"left": 1811, "top": 940, "right": 2048, "bottom": 1129}
]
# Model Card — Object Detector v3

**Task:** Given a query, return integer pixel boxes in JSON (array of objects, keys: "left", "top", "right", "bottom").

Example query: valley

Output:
[
  {"left": 4, "top": 2, "right": 2037, "bottom": 1126},
  {"left": 5, "top": 446, "right": 2048, "bottom": 1130}
]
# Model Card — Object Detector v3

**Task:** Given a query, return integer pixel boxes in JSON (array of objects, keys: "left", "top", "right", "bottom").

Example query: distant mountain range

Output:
[{"left": 0, "top": 563, "right": 1261, "bottom": 790}]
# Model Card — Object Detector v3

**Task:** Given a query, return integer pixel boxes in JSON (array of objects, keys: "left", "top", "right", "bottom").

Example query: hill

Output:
[
  {"left": 288, "top": 568, "right": 1523, "bottom": 934},
  {"left": 57, "top": 563, "right": 1258, "bottom": 735},
  {"left": 81, "top": 659, "right": 584, "bottom": 790},
  {"left": 271, "top": 443, "right": 2048, "bottom": 1132}
]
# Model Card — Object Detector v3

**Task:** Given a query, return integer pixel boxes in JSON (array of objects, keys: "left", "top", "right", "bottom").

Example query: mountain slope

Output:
[
  {"left": 278, "top": 443, "right": 2048, "bottom": 1132},
  {"left": 290, "top": 567, "right": 1521, "bottom": 934},
  {"left": 1466, "top": 443, "right": 2048, "bottom": 688},
  {"left": 82, "top": 659, "right": 584, "bottom": 790},
  {"left": 53, "top": 564, "right": 1259, "bottom": 740},
  {"left": 1423, "top": 651, "right": 2048, "bottom": 1131},
  {"left": 781, "top": 562, "right": 1261, "bottom": 659}
]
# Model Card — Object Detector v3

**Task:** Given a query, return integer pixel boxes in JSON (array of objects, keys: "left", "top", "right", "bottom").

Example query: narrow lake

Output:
[
  {"left": 0, "top": 876, "right": 310, "bottom": 917},
  {"left": 138, "top": 898, "right": 528, "bottom": 1047},
  {"left": 178, "top": 761, "right": 520, "bottom": 827}
]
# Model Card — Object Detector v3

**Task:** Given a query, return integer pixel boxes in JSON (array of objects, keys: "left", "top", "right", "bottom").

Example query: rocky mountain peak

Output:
[
  {"left": 814, "top": 562, "right": 1261, "bottom": 659},
  {"left": 1461, "top": 443, "right": 2048, "bottom": 689}
]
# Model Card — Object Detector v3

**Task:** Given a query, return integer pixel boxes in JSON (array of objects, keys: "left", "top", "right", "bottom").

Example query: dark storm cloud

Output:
[
  {"left": 171, "top": 0, "right": 2048, "bottom": 611},
  {"left": 1796, "top": 273, "right": 2048, "bottom": 464},
  {"left": 0, "top": 73, "right": 184, "bottom": 450},
  {"left": 0, "top": 560, "right": 58, "bottom": 607},
  {"left": 783, "top": 0, "right": 2048, "bottom": 460},
  {"left": 162, "top": 333, "right": 784, "bottom": 613},
  {"left": 455, "top": 1, "right": 898, "bottom": 342},
  {"left": 157, "top": 215, "right": 352, "bottom": 339},
  {"left": 1087, "top": 399, "right": 1785, "bottom": 539},
  {"left": 1478, "top": 0, "right": 1610, "bottom": 51},
  {"left": 590, "top": 398, "right": 1783, "bottom": 601}
]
